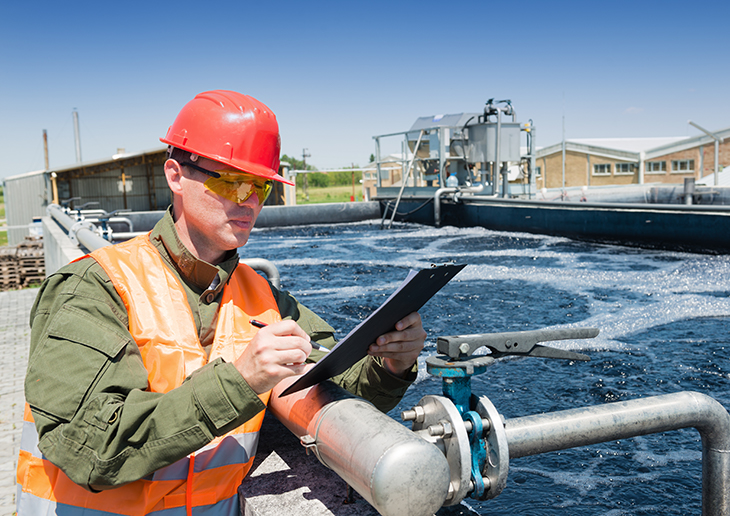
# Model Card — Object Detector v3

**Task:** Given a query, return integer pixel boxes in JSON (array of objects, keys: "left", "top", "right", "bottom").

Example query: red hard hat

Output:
[{"left": 161, "top": 90, "right": 292, "bottom": 185}]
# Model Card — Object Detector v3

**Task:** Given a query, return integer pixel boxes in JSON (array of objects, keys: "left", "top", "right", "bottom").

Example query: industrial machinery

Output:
[
  {"left": 373, "top": 99, "right": 536, "bottom": 200},
  {"left": 271, "top": 326, "right": 730, "bottom": 516}
]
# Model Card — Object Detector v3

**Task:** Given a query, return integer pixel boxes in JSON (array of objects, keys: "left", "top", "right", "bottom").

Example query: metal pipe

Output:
[
  {"left": 434, "top": 177, "right": 494, "bottom": 226},
  {"left": 496, "top": 108, "right": 502, "bottom": 197},
  {"left": 433, "top": 187, "right": 458, "bottom": 227},
  {"left": 47, "top": 204, "right": 110, "bottom": 251},
  {"left": 439, "top": 127, "right": 446, "bottom": 185},
  {"left": 269, "top": 377, "right": 451, "bottom": 516},
  {"left": 715, "top": 139, "right": 720, "bottom": 186},
  {"left": 375, "top": 137, "right": 382, "bottom": 188},
  {"left": 113, "top": 217, "right": 134, "bottom": 232},
  {"left": 87, "top": 217, "right": 135, "bottom": 233},
  {"left": 387, "top": 130, "right": 425, "bottom": 229},
  {"left": 504, "top": 391, "right": 730, "bottom": 516},
  {"left": 240, "top": 258, "right": 281, "bottom": 290},
  {"left": 685, "top": 178, "right": 696, "bottom": 205},
  {"left": 689, "top": 120, "right": 723, "bottom": 186},
  {"left": 528, "top": 123, "right": 536, "bottom": 199}
]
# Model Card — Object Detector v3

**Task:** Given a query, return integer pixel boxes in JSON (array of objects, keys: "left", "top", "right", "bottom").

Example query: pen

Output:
[{"left": 250, "top": 319, "right": 328, "bottom": 351}]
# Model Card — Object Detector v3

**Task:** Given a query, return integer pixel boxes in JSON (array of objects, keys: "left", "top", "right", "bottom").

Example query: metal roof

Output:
[
  {"left": 537, "top": 127, "right": 730, "bottom": 161},
  {"left": 536, "top": 141, "right": 640, "bottom": 161},
  {"left": 409, "top": 113, "right": 481, "bottom": 132},
  {"left": 568, "top": 137, "right": 686, "bottom": 154},
  {"left": 3, "top": 168, "right": 46, "bottom": 182},
  {"left": 645, "top": 127, "right": 730, "bottom": 159},
  {"left": 47, "top": 145, "right": 168, "bottom": 175}
]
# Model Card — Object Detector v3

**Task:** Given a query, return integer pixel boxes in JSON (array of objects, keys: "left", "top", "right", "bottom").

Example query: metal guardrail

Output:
[
  {"left": 505, "top": 391, "right": 730, "bottom": 515},
  {"left": 46, "top": 204, "right": 282, "bottom": 289}
]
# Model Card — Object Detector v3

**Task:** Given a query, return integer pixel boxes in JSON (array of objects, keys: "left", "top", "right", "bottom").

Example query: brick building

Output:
[{"left": 535, "top": 127, "right": 730, "bottom": 189}]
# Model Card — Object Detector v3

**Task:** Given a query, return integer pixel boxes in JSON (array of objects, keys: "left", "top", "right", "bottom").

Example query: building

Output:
[
  {"left": 535, "top": 127, "right": 730, "bottom": 190},
  {"left": 4, "top": 147, "right": 294, "bottom": 246}
]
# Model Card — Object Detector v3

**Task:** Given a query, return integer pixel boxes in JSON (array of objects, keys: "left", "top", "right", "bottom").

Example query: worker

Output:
[{"left": 17, "top": 90, "right": 427, "bottom": 515}]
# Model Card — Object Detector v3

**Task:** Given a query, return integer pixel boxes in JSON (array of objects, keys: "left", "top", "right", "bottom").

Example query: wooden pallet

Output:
[{"left": 0, "top": 237, "right": 45, "bottom": 291}]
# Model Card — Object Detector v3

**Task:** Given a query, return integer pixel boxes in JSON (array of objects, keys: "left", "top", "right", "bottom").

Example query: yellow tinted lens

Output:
[{"left": 204, "top": 174, "right": 273, "bottom": 205}]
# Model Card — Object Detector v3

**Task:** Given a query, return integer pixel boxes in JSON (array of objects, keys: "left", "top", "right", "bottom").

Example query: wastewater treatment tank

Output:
[{"left": 241, "top": 220, "right": 730, "bottom": 515}]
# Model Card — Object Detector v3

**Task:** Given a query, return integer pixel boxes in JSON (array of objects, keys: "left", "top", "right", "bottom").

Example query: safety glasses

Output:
[{"left": 182, "top": 161, "right": 273, "bottom": 205}]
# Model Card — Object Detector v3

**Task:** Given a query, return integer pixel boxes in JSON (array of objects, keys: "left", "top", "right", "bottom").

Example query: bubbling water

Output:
[{"left": 243, "top": 220, "right": 730, "bottom": 515}]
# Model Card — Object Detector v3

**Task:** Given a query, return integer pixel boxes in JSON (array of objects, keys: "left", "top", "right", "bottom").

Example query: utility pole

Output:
[
  {"left": 351, "top": 162, "right": 356, "bottom": 202},
  {"left": 302, "top": 148, "right": 311, "bottom": 201},
  {"left": 73, "top": 108, "right": 82, "bottom": 163},
  {"left": 44, "top": 129, "right": 59, "bottom": 204},
  {"left": 43, "top": 130, "right": 49, "bottom": 170}
]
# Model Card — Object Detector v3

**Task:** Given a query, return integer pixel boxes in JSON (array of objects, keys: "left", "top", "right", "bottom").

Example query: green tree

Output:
[
  {"left": 308, "top": 172, "right": 330, "bottom": 187},
  {"left": 329, "top": 168, "right": 361, "bottom": 186}
]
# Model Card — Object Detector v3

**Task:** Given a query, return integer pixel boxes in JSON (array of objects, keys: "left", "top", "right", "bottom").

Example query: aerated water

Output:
[{"left": 243, "top": 221, "right": 730, "bottom": 515}]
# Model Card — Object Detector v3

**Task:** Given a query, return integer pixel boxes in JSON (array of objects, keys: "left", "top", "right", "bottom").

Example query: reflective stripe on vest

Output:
[{"left": 17, "top": 234, "right": 280, "bottom": 515}]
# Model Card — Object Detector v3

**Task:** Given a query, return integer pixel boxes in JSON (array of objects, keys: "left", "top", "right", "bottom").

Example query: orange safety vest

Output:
[{"left": 17, "top": 235, "right": 281, "bottom": 515}]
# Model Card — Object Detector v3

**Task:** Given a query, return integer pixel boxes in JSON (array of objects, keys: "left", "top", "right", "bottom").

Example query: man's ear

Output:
[{"left": 164, "top": 159, "right": 184, "bottom": 196}]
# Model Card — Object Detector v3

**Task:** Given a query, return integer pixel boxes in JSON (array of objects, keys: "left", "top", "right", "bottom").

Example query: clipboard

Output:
[{"left": 279, "top": 263, "right": 466, "bottom": 397}]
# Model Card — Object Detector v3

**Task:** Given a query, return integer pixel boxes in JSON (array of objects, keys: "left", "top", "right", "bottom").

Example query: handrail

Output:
[
  {"left": 384, "top": 129, "right": 425, "bottom": 229},
  {"left": 46, "top": 204, "right": 282, "bottom": 288},
  {"left": 504, "top": 391, "right": 730, "bottom": 515}
]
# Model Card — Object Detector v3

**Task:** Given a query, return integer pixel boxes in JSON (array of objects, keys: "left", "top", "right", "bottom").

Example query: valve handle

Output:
[{"left": 436, "top": 327, "right": 597, "bottom": 361}]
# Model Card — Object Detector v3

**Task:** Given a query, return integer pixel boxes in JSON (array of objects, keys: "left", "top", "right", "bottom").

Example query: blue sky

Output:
[{"left": 1, "top": 0, "right": 728, "bottom": 179}]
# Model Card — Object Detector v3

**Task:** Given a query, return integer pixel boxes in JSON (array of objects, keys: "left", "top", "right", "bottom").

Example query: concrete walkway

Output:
[{"left": 0, "top": 288, "right": 38, "bottom": 516}]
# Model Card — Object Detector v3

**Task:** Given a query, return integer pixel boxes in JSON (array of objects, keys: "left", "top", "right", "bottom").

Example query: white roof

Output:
[
  {"left": 567, "top": 137, "right": 686, "bottom": 154},
  {"left": 697, "top": 166, "right": 730, "bottom": 186}
]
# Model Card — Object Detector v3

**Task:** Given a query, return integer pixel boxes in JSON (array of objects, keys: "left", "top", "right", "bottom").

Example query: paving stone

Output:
[{"left": 0, "top": 288, "right": 38, "bottom": 516}]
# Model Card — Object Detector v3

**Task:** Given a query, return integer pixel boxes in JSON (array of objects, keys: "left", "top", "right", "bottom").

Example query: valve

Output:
[
  {"left": 95, "top": 209, "right": 131, "bottom": 241},
  {"left": 72, "top": 201, "right": 99, "bottom": 221},
  {"left": 60, "top": 197, "right": 81, "bottom": 215},
  {"left": 403, "top": 326, "right": 598, "bottom": 505}
]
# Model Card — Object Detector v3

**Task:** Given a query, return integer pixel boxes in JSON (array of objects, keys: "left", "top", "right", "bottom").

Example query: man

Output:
[{"left": 17, "top": 90, "right": 426, "bottom": 515}]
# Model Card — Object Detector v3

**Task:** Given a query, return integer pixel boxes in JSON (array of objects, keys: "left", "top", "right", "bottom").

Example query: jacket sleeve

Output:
[
  {"left": 25, "top": 258, "right": 266, "bottom": 489},
  {"left": 270, "top": 284, "right": 417, "bottom": 413}
]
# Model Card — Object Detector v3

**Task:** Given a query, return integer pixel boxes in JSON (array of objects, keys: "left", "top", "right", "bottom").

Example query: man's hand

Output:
[
  {"left": 367, "top": 312, "right": 427, "bottom": 377},
  {"left": 234, "top": 320, "right": 312, "bottom": 394}
]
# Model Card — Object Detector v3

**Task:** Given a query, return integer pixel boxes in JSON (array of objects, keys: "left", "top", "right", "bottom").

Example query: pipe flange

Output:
[
  {"left": 474, "top": 395, "right": 509, "bottom": 499},
  {"left": 411, "top": 395, "right": 471, "bottom": 506},
  {"left": 68, "top": 220, "right": 95, "bottom": 246}
]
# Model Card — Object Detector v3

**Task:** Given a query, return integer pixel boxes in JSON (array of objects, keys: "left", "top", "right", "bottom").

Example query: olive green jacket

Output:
[{"left": 25, "top": 209, "right": 415, "bottom": 488}]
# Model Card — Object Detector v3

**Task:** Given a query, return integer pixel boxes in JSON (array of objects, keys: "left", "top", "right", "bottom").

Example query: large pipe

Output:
[
  {"left": 496, "top": 108, "right": 505, "bottom": 198},
  {"left": 269, "top": 378, "right": 451, "bottom": 516},
  {"left": 504, "top": 391, "right": 730, "bottom": 516},
  {"left": 47, "top": 204, "right": 110, "bottom": 251},
  {"left": 433, "top": 187, "right": 458, "bottom": 227},
  {"left": 256, "top": 202, "right": 380, "bottom": 228}
]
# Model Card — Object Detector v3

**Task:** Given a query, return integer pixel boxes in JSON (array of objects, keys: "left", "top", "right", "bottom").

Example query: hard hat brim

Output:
[{"left": 161, "top": 139, "right": 294, "bottom": 186}]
